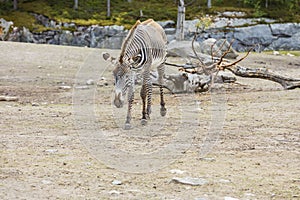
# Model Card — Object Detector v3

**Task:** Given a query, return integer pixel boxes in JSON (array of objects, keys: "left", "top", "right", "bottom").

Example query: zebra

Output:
[{"left": 103, "top": 19, "right": 167, "bottom": 129}]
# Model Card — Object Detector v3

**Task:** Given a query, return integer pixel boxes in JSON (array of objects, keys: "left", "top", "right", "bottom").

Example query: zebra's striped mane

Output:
[
  {"left": 119, "top": 20, "right": 142, "bottom": 64},
  {"left": 119, "top": 19, "right": 163, "bottom": 64}
]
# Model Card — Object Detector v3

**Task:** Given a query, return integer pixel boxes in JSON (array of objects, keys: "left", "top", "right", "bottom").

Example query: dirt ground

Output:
[{"left": 0, "top": 41, "right": 299, "bottom": 200}]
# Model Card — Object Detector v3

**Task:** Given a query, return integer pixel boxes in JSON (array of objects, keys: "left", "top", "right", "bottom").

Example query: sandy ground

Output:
[{"left": 0, "top": 41, "right": 299, "bottom": 200}]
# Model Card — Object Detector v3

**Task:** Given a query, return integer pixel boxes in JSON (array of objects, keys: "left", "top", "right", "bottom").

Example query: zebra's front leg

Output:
[
  {"left": 157, "top": 63, "right": 167, "bottom": 117},
  {"left": 140, "top": 84, "right": 147, "bottom": 126},
  {"left": 146, "top": 82, "right": 152, "bottom": 119},
  {"left": 125, "top": 85, "right": 134, "bottom": 130}
]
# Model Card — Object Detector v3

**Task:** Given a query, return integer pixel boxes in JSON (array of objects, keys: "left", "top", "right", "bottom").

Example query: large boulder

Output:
[
  {"left": 270, "top": 23, "right": 300, "bottom": 37},
  {"left": 167, "top": 40, "right": 201, "bottom": 58},
  {"left": 266, "top": 32, "right": 300, "bottom": 50},
  {"left": 233, "top": 24, "right": 276, "bottom": 51},
  {"left": 157, "top": 20, "right": 175, "bottom": 28}
]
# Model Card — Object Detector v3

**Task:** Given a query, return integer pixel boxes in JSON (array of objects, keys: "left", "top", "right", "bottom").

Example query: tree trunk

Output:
[
  {"left": 74, "top": 0, "right": 78, "bottom": 10},
  {"left": 176, "top": 0, "right": 185, "bottom": 41},
  {"left": 107, "top": 0, "right": 111, "bottom": 17},
  {"left": 13, "top": 0, "right": 17, "bottom": 10},
  {"left": 207, "top": 0, "right": 211, "bottom": 8}
]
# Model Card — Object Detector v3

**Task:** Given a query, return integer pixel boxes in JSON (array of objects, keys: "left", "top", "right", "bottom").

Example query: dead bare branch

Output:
[
  {"left": 191, "top": 28, "right": 207, "bottom": 74},
  {"left": 220, "top": 46, "right": 253, "bottom": 70},
  {"left": 225, "top": 65, "right": 300, "bottom": 90}
]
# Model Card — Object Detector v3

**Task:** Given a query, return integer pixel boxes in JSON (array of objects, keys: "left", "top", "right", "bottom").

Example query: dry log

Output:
[
  {"left": 225, "top": 65, "right": 300, "bottom": 90},
  {"left": 165, "top": 34, "right": 300, "bottom": 92}
]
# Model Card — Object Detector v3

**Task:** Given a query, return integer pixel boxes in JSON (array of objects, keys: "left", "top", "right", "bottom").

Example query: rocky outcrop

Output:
[
  {"left": 2, "top": 14, "right": 300, "bottom": 52},
  {"left": 186, "top": 20, "right": 300, "bottom": 52}
]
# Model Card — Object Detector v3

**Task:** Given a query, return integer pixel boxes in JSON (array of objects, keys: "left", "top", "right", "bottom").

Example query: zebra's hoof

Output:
[
  {"left": 124, "top": 123, "right": 131, "bottom": 130},
  {"left": 141, "top": 119, "right": 147, "bottom": 126},
  {"left": 160, "top": 107, "right": 167, "bottom": 117}
]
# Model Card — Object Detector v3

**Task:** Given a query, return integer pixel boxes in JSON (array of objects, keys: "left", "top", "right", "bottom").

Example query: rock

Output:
[
  {"left": 287, "top": 53, "right": 295, "bottom": 57},
  {"left": 59, "top": 85, "right": 72, "bottom": 90},
  {"left": 0, "top": 18, "right": 13, "bottom": 41},
  {"left": 20, "top": 27, "right": 35, "bottom": 43},
  {"left": 31, "top": 102, "right": 39, "bottom": 106},
  {"left": 45, "top": 149, "right": 58, "bottom": 153},
  {"left": 164, "top": 28, "right": 176, "bottom": 35},
  {"left": 270, "top": 23, "right": 300, "bottom": 37},
  {"left": 184, "top": 19, "right": 200, "bottom": 34},
  {"left": 97, "top": 80, "right": 108, "bottom": 87},
  {"left": 200, "top": 157, "right": 216, "bottom": 162},
  {"left": 109, "top": 190, "right": 121, "bottom": 195},
  {"left": 172, "top": 177, "right": 208, "bottom": 186},
  {"left": 216, "top": 71, "right": 237, "bottom": 83},
  {"left": 218, "top": 179, "right": 231, "bottom": 183},
  {"left": 165, "top": 73, "right": 189, "bottom": 93},
  {"left": 59, "top": 31, "right": 74, "bottom": 45},
  {"left": 157, "top": 20, "right": 175, "bottom": 28},
  {"left": 224, "top": 197, "right": 239, "bottom": 200},
  {"left": 233, "top": 24, "right": 276, "bottom": 52},
  {"left": 33, "top": 14, "right": 50, "bottom": 27},
  {"left": 86, "top": 79, "right": 95, "bottom": 85},
  {"left": 169, "top": 169, "right": 186, "bottom": 174},
  {"left": 0, "top": 96, "right": 18, "bottom": 101},
  {"left": 167, "top": 40, "right": 201, "bottom": 58},
  {"left": 222, "top": 11, "right": 246, "bottom": 17},
  {"left": 98, "top": 32, "right": 127, "bottom": 49},
  {"left": 244, "top": 193, "right": 256, "bottom": 198},
  {"left": 266, "top": 32, "right": 300, "bottom": 51},
  {"left": 200, "top": 38, "right": 238, "bottom": 59},
  {"left": 75, "top": 86, "right": 89, "bottom": 90},
  {"left": 41, "top": 180, "right": 52, "bottom": 184},
  {"left": 112, "top": 180, "right": 122, "bottom": 185}
]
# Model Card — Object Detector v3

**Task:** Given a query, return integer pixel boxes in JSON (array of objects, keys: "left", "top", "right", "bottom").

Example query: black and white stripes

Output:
[{"left": 110, "top": 19, "right": 168, "bottom": 129}]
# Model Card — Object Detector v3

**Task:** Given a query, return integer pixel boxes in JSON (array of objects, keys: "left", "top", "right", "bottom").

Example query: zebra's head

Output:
[{"left": 103, "top": 52, "right": 133, "bottom": 108}]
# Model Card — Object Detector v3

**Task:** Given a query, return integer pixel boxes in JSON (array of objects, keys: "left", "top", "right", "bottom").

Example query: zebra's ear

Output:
[{"left": 102, "top": 52, "right": 116, "bottom": 64}]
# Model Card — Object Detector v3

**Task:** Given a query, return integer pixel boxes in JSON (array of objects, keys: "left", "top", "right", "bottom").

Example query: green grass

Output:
[{"left": 0, "top": 0, "right": 299, "bottom": 32}]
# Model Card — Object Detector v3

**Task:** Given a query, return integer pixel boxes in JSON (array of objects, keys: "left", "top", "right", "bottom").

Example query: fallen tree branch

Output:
[{"left": 225, "top": 65, "right": 300, "bottom": 90}]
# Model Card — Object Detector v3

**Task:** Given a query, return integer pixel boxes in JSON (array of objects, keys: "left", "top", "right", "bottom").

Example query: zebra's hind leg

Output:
[
  {"left": 157, "top": 63, "right": 167, "bottom": 117},
  {"left": 159, "top": 85, "right": 167, "bottom": 116},
  {"left": 140, "top": 84, "right": 148, "bottom": 126}
]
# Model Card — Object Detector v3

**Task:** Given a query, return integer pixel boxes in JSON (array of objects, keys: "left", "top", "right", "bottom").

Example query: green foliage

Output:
[
  {"left": 0, "top": 0, "right": 13, "bottom": 15},
  {"left": 196, "top": 16, "right": 214, "bottom": 31},
  {"left": 0, "top": 0, "right": 299, "bottom": 32}
]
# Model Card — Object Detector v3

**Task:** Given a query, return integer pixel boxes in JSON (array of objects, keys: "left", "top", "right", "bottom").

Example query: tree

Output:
[
  {"left": 175, "top": 0, "right": 185, "bottom": 41},
  {"left": 107, "top": 0, "right": 111, "bottom": 17},
  {"left": 207, "top": 0, "right": 211, "bottom": 8},
  {"left": 74, "top": 0, "right": 78, "bottom": 9},
  {"left": 13, "top": 0, "right": 17, "bottom": 10}
]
